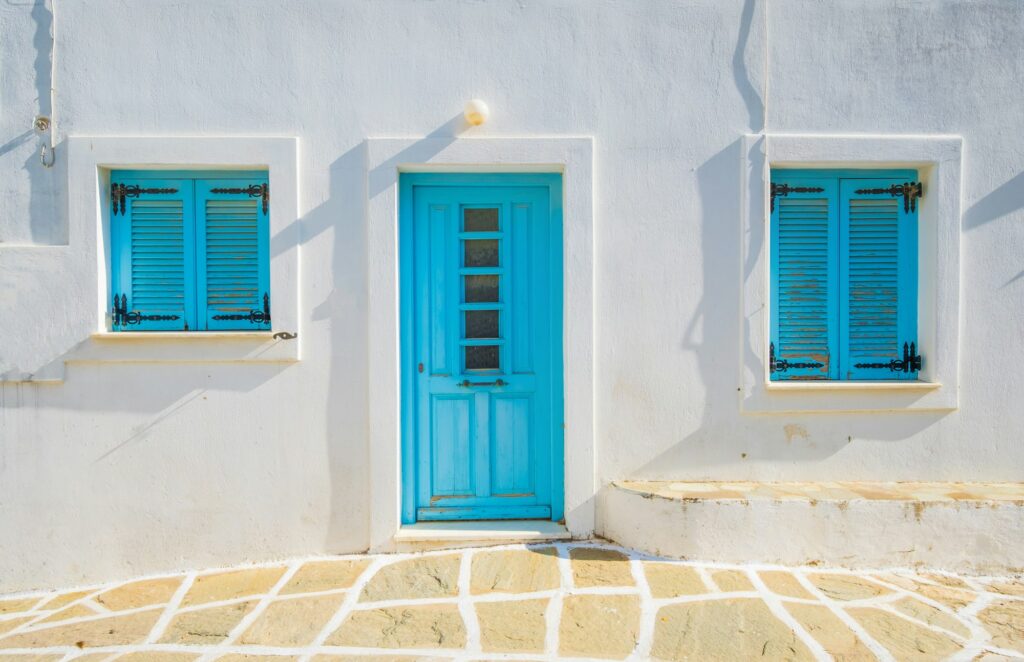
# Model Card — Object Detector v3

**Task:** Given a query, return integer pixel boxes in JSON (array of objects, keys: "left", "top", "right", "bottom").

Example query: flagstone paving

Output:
[{"left": 0, "top": 541, "right": 1021, "bottom": 661}]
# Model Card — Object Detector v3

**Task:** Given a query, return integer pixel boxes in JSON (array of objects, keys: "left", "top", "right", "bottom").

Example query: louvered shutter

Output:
[
  {"left": 111, "top": 179, "right": 196, "bottom": 331},
  {"left": 196, "top": 178, "right": 271, "bottom": 331},
  {"left": 770, "top": 178, "right": 839, "bottom": 380},
  {"left": 839, "top": 179, "right": 918, "bottom": 380}
]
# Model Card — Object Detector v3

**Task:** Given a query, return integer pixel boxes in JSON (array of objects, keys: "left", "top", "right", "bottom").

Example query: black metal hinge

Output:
[
  {"left": 854, "top": 181, "right": 923, "bottom": 213},
  {"left": 212, "top": 292, "right": 271, "bottom": 324},
  {"left": 854, "top": 342, "right": 922, "bottom": 373},
  {"left": 112, "top": 293, "right": 181, "bottom": 327},
  {"left": 210, "top": 183, "right": 269, "bottom": 214},
  {"left": 770, "top": 183, "right": 826, "bottom": 213},
  {"left": 111, "top": 183, "right": 179, "bottom": 216},
  {"left": 769, "top": 342, "right": 825, "bottom": 374}
]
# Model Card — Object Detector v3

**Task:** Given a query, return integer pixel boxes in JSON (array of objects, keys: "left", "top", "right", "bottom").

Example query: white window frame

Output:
[
  {"left": 67, "top": 136, "right": 300, "bottom": 366},
  {"left": 741, "top": 134, "right": 962, "bottom": 413}
]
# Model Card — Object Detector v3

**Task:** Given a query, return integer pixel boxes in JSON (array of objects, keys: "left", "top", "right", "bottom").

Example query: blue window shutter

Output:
[
  {"left": 770, "top": 178, "right": 839, "bottom": 380},
  {"left": 839, "top": 179, "right": 919, "bottom": 380},
  {"left": 195, "top": 178, "right": 271, "bottom": 331},
  {"left": 111, "top": 179, "right": 196, "bottom": 331}
]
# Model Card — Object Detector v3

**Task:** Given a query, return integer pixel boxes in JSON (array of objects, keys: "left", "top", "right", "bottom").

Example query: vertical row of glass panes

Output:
[{"left": 461, "top": 208, "right": 502, "bottom": 371}]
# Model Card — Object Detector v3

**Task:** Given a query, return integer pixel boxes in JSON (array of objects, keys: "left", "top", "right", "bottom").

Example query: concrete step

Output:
[{"left": 599, "top": 480, "right": 1024, "bottom": 575}]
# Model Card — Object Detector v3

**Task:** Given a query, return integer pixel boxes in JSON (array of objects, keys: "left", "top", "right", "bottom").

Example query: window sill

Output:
[
  {"left": 62, "top": 331, "right": 300, "bottom": 365},
  {"left": 766, "top": 380, "right": 941, "bottom": 392}
]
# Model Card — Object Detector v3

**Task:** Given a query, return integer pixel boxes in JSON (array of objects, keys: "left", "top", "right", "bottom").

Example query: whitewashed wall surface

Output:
[{"left": 1, "top": 0, "right": 1022, "bottom": 592}]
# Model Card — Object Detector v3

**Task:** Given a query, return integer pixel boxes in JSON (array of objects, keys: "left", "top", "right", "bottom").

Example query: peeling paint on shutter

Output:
[
  {"left": 840, "top": 179, "right": 918, "bottom": 379},
  {"left": 197, "top": 179, "right": 271, "bottom": 330},
  {"left": 770, "top": 178, "right": 838, "bottom": 380}
]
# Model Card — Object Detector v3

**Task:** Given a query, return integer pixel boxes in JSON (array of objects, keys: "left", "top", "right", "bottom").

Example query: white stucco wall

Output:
[{"left": 1, "top": 0, "right": 1022, "bottom": 592}]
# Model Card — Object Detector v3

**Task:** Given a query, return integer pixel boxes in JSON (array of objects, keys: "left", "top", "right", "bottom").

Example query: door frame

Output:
[
  {"left": 365, "top": 137, "right": 595, "bottom": 550},
  {"left": 400, "top": 173, "right": 564, "bottom": 524}
]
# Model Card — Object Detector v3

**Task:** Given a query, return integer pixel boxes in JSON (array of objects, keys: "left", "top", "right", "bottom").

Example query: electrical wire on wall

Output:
[{"left": 33, "top": 0, "right": 56, "bottom": 168}]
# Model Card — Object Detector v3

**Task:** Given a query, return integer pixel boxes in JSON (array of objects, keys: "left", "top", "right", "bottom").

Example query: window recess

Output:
[{"left": 770, "top": 170, "right": 921, "bottom": 381}]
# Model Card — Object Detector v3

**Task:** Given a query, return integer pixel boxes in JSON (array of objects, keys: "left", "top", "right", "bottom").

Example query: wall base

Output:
[{"left": 599, "top": 481, "right": 1024, "bottom": 575}]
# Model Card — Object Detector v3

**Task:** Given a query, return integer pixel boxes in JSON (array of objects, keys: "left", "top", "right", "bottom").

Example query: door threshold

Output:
[{"left": 394, "top": 520, "right": 570, "bottom": 551}]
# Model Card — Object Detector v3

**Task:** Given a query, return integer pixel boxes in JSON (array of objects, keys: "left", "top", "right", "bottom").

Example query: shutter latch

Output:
[
  {"left": 853, "top": 181, "right": 923, "bottom": 213},
  {"left": 769, "top": 342, "right": 825, "bottom": 374},
  {"left": 854, "top": 342, "right": 922, "bottom": 373},
  {"left": 111, "top": 293, "right": 181, "bottom": 327}
]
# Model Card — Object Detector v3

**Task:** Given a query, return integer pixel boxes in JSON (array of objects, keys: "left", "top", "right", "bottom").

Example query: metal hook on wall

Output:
[{"left": 34, "top": 115, "right": 55, "bottom": 168}]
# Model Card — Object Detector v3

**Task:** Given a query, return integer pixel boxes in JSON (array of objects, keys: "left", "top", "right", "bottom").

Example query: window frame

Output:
[{"left": 740, "top": 134, "right": 962, "bottom": 413}]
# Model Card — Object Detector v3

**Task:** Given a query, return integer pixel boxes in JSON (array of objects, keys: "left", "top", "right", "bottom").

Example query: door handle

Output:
[{"left": 457, "top": 379, "right": 506, "bottom": 387}]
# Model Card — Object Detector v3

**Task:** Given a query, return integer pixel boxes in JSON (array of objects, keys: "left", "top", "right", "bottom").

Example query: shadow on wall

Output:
[
  {"left": 0, "top": 0, "right": 66, "bottom": 245},
  {"left": 963, "top": 170, "right": 1024, "bottom": 289},
  {"left": 630, "top": 139, "right": 948, "bottom": 480},
  {"left": 302, "top": 114, "right": 470, "bottom": 551}
]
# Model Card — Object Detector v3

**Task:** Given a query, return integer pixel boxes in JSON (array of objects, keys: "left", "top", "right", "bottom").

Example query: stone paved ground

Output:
[{"left": 0, "top": 541, "right": 1022, "bottom": 661}]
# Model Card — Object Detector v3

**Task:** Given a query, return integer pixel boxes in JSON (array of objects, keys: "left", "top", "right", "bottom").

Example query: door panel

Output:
[{"left": 403, "top": 176, "right": 562, "bottom": 522}]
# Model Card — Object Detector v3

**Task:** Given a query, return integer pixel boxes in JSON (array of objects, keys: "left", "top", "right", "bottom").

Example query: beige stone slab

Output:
[
  {"left": 476, "top": 598, "right": 547, "bottom": 653},
  {"left": 0, "top": 654, "right": 65, "bottom": 661},
  {"left": 118, "top": 654, "right": 200, "bottom": 661},
  {"left": 784, "top": 602, "right": 876, "bottom": 661},
  {"left": 37, "top": 603, "right": 97, "bottom": 623},
  {"left": 158, "top": 600, "right": 256, "bottom": 644},
  {"left": 809, "top": 574, "right": 890, "bottom": 601},
  {"left": 559, "top": 594, "right": 639, "bottom": 659},
  {"left": 912, "top": 583, "right": 977, "bottom": 611},
  {"left": 181, "top": 567, "right": 286, "bottom": 606},
  {"left": 643, "top": 563, "right": 706, "bottom": 598},
  {"left": 281, "top": 559, "right": 371, "bottom": 595},
  {"left": 470, "top": 548, "right": 559, "bottom": 595},
  {"left": 36, "top": 590, "right": 91, "bottom": 611},
  {"left": 920, "top": 573, "right": 971, "bottom": 590},
  {"left": 892, "top": 596, "right": 971, "bottom": 638},
  {"left": 0, "top": 617, "right": 31, "bottom": 636},
  {"left": 711, "top": 569, "right": 755, "bottom": 592},
  {"left": 761, "top": 571, "right": 815, "bottom": 600},
  {"left": 652, "top": 598, "right": 814, "bottom": 661},
  {"left": 327, "top": 604, "right": 466, "bottom": 649},
  {"left": 569, "top": 548, "right": 634, "bottom": 588},
  {"left": 359, "top": 555, "right": 460, "bottom": 602},
  {"left": 986, "top": 580, "right": 1024, "bottom": 598},
  {"left": 96, "top": 576, "right": 182, "bottom": 611},
  {"left": 65, "top": 654, "right": 114, "bottom": 662},
  {"left": 849, "top": 607, "right": 962, "bottom": 660},
  {"left": 0, "top": 599, "right": 40, "bottom": 616},
  {"left": 979, "top": 599, "right": 1024, "bottom": 654},
  {"left": 0, "top": 608, "right": 161, "bottom": 649},
  {"left": 239, "top": 593, "right": 345, "bottom": 646}
]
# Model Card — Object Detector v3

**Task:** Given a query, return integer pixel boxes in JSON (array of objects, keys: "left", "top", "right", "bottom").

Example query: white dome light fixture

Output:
[{"left": 464, "top": 99, "right": 490, "bottom": 126}]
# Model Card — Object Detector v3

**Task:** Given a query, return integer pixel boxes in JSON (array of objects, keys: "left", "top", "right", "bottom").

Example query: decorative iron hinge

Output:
[
  {"left": 110, "top": 183, "right": 179, "bottom": 216},
  {"left": 854, "top": 342, "right": 922, "bottom": 373},
  {"left": 769, "top": 342, "right": 824, "bottom": 374},
  {"left": 854, "top": 181, "right": 923, "bottom": 213},
  {"left": 111, "top": 293, "right": 181, "bottom": 327},
  {"left": 212, "top": 292, "right": 271, "bottom": 324},
  {"left": 210, "top": 183, "right": 269, "bottom": 214},
  {"left": 770, "top": 183, "right": 825, "bottom": 213}
]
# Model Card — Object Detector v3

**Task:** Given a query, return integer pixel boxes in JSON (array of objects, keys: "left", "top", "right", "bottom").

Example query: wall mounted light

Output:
[{"left": 464, "top": 99, "right": 490, "bottom": 126}]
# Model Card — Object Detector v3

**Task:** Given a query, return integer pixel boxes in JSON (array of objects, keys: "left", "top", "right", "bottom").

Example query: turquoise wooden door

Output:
[{"left": 400, "top": 173, "right": 564, "bottom": 523}]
